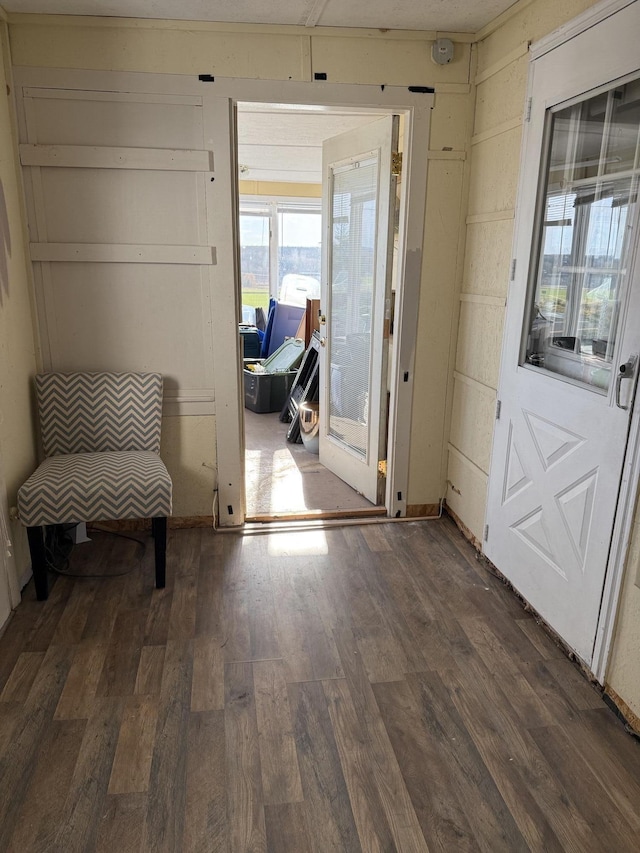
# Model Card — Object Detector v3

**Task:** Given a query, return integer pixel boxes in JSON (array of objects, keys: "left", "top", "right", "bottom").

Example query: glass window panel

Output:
[
  {"left": 604, "top": 79, "right": 640, "bottom": 176},
  {"left": 277, "top": 210, "right": 321, "bottom": 304},
  {"left": 523, "top": 80, "right": 640, "bottom": 392},
  {"left": 328, "top": 158, "right": 378, "bottom": 458},
  {"left": 240, "top": 213, "right": 270, "bottom": 316}
]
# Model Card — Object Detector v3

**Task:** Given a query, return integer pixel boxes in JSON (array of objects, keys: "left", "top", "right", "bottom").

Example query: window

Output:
[
  {"left": 523, "top": 78, "right": 640, "bottom": 392},
  {"left": 239, "top": 198, "right": 321, "bottom": 317}
]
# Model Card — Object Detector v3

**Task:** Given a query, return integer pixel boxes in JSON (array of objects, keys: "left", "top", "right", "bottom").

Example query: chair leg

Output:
[
  {"left": 27, "top": 525, "right": 49, "bottom": 601},
  {"left": 152, "top": 517, "right": 167, "bottom": 589}
]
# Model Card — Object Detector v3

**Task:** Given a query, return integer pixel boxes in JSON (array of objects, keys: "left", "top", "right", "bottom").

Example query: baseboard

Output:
[
  {"left": 91, "top": 516, "right": 215, "bottom": 532},
  {"left": 406, "top": 503, "right": 441, "bottom": 518},
  {"left": 603, "top": 686, "right": 640, "bottom": 738}
]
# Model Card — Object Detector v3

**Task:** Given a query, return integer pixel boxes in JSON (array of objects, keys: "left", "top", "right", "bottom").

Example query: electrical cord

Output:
[{"left": 44, "top": 523, "right": 146, "bottom": 579}]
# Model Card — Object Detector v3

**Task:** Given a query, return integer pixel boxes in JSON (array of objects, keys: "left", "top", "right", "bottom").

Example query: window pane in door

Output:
[
  {"left": 240, "top": 213, "right": 270, "bottom": 316},
  {"left": 328, "top": 157, "right": 378, "bottom": 459},
  {"left": 523, "top": 80, "right": 640, "bottom": 391}
]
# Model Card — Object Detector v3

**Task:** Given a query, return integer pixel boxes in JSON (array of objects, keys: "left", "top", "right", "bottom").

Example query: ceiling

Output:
[
  {"left": 3, "top": 0, "right": 519, "bottom": 34},
  {"left": 237, "top": 104, "right": 384, "bottom": 184}
]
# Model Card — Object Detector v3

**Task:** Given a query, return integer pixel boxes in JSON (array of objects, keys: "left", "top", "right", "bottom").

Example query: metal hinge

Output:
[
  {"left": 525, "top": 97, "right": 532, "bottom": 122},
  {"left": 484, "top": 524, "right": 489, "bottom": 541},
  {"left": 378, "top": 460, "right": 387, "bottom": 477},
  {"left": 510, "top": 258, "right": 517, "bottom": 281},
  {"left": 495, "top": 399, "right": 502, "bottom": 420},
  {"left": 392, "top": 152, "right": 403, "bottom": 176}
]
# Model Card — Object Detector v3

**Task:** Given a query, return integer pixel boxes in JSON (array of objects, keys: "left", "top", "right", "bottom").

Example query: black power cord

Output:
[{"left": 44, "top": 523, "right": 146, "bottom": 579}]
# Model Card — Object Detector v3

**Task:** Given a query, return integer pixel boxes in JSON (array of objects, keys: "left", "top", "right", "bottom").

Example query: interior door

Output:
[
  {"left": 319, "top": 115, "right": 398, "bottom": 505},
  {"left": 485, "top": 9, "right": 640, "bottom": 665}
]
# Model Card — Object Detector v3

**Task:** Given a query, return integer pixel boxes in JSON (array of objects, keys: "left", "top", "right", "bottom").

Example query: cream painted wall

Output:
[
  {"left": 7, "top": 13, "right": 475, "bottom": 513},
  {"left": 0, "top": 20, "right": 39, "bottom": 599}
]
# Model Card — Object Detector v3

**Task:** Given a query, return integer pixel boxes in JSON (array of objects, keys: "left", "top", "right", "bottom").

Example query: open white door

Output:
[
  {"left": 319, "top": 115, "right": 398, "bottom": 505},
  {"left": 485, "top": 4, "right": 640, "bottom": 665}
]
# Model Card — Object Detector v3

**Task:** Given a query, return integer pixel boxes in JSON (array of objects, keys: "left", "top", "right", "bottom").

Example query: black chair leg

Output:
[
  {"left": 27, "top": 525, "right": 49, "bottom": 601},
  {"left": 152, "top": 517, "right": 167, "bottom": 589}
]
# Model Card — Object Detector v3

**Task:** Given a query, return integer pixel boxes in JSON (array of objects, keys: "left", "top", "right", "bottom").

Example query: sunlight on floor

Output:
[
  {"left": 268, "top": 450, "right": 307, "bottom": 513},
  {"left": 246, "top": 448, "right": 311, "bottom": 514},
  {"left": 267, "top": 529, "right": 329, "bottom": 556}
]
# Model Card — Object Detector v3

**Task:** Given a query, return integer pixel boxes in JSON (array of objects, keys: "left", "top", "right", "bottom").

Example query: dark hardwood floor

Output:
[{"left": 0, "top": 517, "right": 639, "bottom": 852}]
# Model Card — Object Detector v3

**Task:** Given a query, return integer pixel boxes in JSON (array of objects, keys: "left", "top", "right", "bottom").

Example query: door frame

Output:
[
  {"left": 12, "top": 67, "right": 433, "bottom": 524},
  {"left": 486, "top": 0, "right": 640, "bottom": 682}
]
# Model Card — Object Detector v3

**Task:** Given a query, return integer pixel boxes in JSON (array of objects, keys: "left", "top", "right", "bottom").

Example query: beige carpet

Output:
[{"left": 244, "top": 409, "right": 375, "bottom": 518}]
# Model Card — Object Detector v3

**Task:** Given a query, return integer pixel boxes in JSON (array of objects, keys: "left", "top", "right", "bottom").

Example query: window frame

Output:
[{"left": 239, "top": 195, "right": 322, "bottom": 308}]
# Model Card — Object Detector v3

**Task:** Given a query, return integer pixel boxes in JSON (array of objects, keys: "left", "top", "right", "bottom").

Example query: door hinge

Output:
[
  {"left": 378, "top": 460, "right": 387, "bottom": 477},
  {"left": 484, "top": 524, "right": 489, "bottom": 541},
  {"left": 495, "top": 399, "right": 502, "bottom": 420},
  {"left": 392, "top": 152, "right": 403, "bottom": 176},
  {"left": 510, "top": 258, "right": 517, "bottom": 281},
  {"left": 525, "top": 97, "right": 532, "bottom": 122}
]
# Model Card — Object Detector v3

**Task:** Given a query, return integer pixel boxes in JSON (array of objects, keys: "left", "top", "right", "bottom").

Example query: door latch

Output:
[{"left": 616, "top": 354, "right": 638, "bottom": 410}]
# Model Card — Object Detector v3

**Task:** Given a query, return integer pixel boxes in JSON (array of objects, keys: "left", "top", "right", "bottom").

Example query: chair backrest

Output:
[{"left": 36, "top": 372, "right": 163, "bottom": 457}]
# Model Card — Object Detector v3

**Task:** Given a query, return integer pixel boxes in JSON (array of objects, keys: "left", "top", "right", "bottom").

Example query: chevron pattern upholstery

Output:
[
  {"left": 18, "top": 371, "right": 172, "bottom": 600},
  {"left": 36, "top": 372, "right": 163, "bottom": 456},
  {"left": 18, "top": 451, "right": 172, "bottom": 527}
]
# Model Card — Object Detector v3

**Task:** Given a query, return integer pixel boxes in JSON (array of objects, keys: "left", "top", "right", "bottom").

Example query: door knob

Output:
[{"left": 616, "top": 354, "right": 638, "bottom": 410}]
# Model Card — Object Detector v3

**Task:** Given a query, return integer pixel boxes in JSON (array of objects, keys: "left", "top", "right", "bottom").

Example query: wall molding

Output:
[
  {"left": 459, "top": 292, "right": 506, "bottom": 307},
  {"left": 453, "top": 370, "right": 497, "bottom": 397},
  {"left": 427, "top": 149, "right": 466, "bottom": 161},
  {"left": 435, "top": 83, "right": 472, "bottom": 95},
  {"left": 20, "top": 143, "right": 213, "bottom": 171},
  {"left": 447, "top": 442, "right": 489, "bottom": 481},
  {"left": 466, "top": 209, "right": 515, "bottom": 225},
  {"left": 474, "top": 40, "right": 529, "bottom": 85},
  {"left": 471, "top": 116, "right": 522, "bottom": 146},
  {"left": 29, "top": 243, "right": 215, "bottom": 265}
]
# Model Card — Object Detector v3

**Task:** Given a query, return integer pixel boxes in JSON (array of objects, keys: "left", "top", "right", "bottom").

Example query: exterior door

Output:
[
  {"left": 319, "top": 115, "right": 398, "bottom": 505},
  {"left": 485, "top": 5, "right": 640, "bottom": 665}
]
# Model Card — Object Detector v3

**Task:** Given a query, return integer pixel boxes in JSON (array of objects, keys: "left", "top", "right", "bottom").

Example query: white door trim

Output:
[
  {"left": 13, "top": 67, "right": 433, "bottom": 523},
  {"left": 486, "top": 0, "right": 640, "bottom": 682},
  {"left": 530, "top": 0, "right": 637, "bottom": 60}
]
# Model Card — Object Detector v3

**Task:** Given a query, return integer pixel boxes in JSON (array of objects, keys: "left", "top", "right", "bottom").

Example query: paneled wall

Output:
[{"left": 8, "top": 14, "right": 476, "bottom": 514}]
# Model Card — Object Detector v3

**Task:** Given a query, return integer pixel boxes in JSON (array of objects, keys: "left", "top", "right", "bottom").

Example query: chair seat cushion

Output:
[{"left": 17, "top": 451, "right": 172, "bottom": 527}]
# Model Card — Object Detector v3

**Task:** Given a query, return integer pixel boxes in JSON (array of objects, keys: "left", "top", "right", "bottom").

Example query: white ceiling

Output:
[
  {"left": 4, "top": 0, "right": 518, "bottom": 34},
  {"left": 237, "top": 105, "right": 384, "bottom": 184}
]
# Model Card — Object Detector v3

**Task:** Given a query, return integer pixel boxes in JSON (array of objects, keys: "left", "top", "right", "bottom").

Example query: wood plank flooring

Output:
[{"left": 0, "top": 517, "right": 639, "bottom": 852}]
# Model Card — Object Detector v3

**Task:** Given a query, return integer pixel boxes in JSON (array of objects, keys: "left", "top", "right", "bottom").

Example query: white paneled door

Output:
[
  {"left": 485, "top": 3, "right": 640, "bottom": 665},
  {"left": 319, "top": 116, "right": 398, "bottom": 505}
]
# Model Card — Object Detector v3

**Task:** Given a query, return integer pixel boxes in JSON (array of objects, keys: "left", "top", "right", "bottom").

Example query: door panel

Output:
[
  {"left": 20, "top": 88, "right": 224, "bottom": 414},
  {"left": 319, "top": 115, "right": 398, "bottom": 505},
  {"left": 485, "top": 6, "right": 640, "bottom": 665}
]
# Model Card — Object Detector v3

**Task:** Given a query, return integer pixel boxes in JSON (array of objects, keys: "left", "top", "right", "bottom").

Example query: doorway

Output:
[
  {"left": 484, "top": 1, "right": 640, "bottom": 670},
  {"left": 236, "top": 103, "right": 399, "bottom": 521}
]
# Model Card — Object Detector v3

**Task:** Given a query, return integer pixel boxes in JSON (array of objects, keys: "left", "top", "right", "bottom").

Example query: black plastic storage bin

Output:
[
  {"left": 239, "top": 325, "right": 261, "bottom": 358},
  {"left": 244, "top": 369, "right": 298, "bottom": 413}
]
